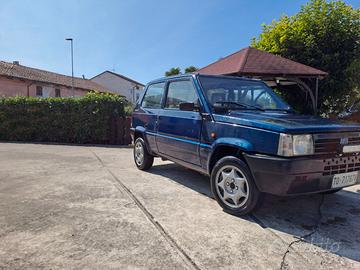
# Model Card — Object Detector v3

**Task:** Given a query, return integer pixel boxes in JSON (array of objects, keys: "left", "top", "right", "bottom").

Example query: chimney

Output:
[{"left": 13, "top": 61, "right": 20, "bottom": 65}]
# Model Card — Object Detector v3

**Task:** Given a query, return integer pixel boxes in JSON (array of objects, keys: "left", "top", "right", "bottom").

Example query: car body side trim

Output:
[{"left": 145, "top": 131, "right": 211, "bottom": 149}]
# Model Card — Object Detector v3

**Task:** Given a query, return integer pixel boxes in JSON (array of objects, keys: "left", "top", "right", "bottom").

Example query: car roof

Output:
[
  {"left": 147, "top": 74, "right": 195, "bottom": 85},
  {"left": 146, "top": 74, "right": 260, "bottom": 86}
]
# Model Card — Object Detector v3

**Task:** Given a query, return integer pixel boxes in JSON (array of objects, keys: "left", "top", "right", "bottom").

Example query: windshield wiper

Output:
[
  {"left": 264, "top": 108, "right": 295, "bottom": 113},
  {"left": 213, "top": 101, "right": 265, "bottom": 112}
]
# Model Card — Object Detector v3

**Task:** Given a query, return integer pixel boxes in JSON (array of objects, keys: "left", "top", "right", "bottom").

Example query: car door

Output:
[
  {"left": 156, "top": 79, "right": 202, "bottom": 165},
  {"left": 133, "top": 82, "right": 165, "bottom": 153}
]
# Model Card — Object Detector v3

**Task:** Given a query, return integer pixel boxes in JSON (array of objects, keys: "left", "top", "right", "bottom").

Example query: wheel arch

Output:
[
  {"left": 133, "top": 126, "right": 153, "bottom": 154},
  {"left": 133, "top": 126, "right": 146, "bottom": 140},
  {"left": 207, "top": 138, "right": 254, "bottom": 174}
]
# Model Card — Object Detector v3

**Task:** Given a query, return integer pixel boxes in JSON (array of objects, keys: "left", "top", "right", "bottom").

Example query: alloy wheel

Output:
[
  {"left": 215, "top": 165, "right": 249, "bottom": 208},
  {"left": 134, "top": 141, "right": 144, "bottom": 166}
]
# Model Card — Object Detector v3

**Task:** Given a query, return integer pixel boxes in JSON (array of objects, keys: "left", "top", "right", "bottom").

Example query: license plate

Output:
[
  {"left": 331, "top": 171, "right": 358, "bottom": 188},
  {"left": 343, "top": 145, "right": 360, "bottom": 153}
]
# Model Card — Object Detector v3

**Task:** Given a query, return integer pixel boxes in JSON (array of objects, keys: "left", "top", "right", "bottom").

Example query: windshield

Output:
[{"left": 199, "top": 76, "right": 292, "bottom": 111}]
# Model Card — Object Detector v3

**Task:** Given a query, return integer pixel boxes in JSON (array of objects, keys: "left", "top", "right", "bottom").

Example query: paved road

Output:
[{"left": 0, "top": 143, "right": 359, "bottom": 269}]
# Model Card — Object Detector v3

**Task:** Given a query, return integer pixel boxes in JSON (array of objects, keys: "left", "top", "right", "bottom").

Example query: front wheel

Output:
[
  {"left": 134, "top": 137, "right": 154, "bottom": 170},
  {"left": 211, "top": 156, "right": 263, "bottom": 216}
]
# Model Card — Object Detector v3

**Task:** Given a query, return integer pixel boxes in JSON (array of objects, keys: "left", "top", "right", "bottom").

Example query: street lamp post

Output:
[{"left": 65, "top": 38, "right": 74, "bottom": 97}]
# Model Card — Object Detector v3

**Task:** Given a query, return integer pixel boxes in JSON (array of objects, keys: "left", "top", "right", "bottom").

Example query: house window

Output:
[
  {"left": 36, "top": 86, "right": 43, "bottom": 97},
  {"left": 55, "top": 88, "right": 61, "bottom": 97}
]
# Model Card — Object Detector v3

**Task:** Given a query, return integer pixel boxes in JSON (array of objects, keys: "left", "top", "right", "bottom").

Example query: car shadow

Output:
[{"left": 148, "top": 162, "right": 360, "bottom": 262}]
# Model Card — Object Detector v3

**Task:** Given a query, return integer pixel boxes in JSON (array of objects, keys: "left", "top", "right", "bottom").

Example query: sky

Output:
[{"left": 0, "top": 0, "right": 358, "bottom": 84}]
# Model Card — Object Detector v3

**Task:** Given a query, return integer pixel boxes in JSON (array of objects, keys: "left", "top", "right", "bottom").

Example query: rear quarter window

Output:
[{"left": 142, "top": 82, "right": 165, "bottom": 108}]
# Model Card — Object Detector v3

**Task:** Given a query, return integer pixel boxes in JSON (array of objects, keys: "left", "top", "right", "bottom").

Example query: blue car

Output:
[{"left": 131, "top": 74, "right": 360, "bottom": 215}]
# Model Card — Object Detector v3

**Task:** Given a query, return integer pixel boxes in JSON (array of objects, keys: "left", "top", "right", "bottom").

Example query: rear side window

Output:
[
  {"left": 142, "top": 82, "right": 165, "bottom": 108},
  {"left": 165, "top": 80, "right": 198, "bottom": 109}
]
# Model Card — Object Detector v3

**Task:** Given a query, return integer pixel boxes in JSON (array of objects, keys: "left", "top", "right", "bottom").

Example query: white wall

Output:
[{"left": 91, "top": 72, "right": 144, "bottom": 103}]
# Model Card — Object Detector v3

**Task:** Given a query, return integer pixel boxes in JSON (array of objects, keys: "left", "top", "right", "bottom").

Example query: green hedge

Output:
[{"left": 0, "top": 92, "right": 129, "bottom": 144}]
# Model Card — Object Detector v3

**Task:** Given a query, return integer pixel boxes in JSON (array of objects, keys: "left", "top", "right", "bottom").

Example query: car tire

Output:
[
  {"left": 321, "top": 188, "right": 342, "bottom": 194},
  {"left": 211, "top": 156, "right": 264, "bottom": 216},
  {"left": 134, "top": 137, "right": 154, "bottom": 170}
]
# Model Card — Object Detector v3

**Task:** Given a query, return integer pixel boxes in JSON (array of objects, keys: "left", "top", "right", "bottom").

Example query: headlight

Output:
[{"left": 278, "top": 133, "right": 314, "bottom": 156}]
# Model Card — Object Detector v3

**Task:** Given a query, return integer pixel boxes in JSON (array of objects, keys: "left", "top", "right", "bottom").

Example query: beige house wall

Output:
[{"left": 91, "top": 72, "right": 144, "bottom": 103}]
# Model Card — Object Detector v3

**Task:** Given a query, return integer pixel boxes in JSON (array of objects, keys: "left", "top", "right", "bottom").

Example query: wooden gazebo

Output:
[{"left": 197, "top": 47, "right": 327, "bottom": 113}]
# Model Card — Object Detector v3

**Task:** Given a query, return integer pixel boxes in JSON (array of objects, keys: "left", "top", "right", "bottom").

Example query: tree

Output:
[
  {"left": 165, "top": 66, "right": 198, "bottom": 76},
  {"left": 184, "top": 66, "right": 198, "bottom": 73},
  {"left": 165, "top": 67, "right": 181, "bottom": 77},
  {"left": 252, "top": 0, "right": 360, "bottom": 115}
]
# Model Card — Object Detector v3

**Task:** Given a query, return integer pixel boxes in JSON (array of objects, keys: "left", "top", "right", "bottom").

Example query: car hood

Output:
[{"left": 213, "top": 111, "right": 360, "bottom": 133}]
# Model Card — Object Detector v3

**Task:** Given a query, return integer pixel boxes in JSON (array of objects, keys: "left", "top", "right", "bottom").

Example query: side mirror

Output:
[{"left": 179, "top": 102, "right": 198, "bottom": 111}]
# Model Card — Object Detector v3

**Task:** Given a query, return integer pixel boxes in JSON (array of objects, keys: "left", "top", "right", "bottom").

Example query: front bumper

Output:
[{"left": 244, "top": 153, "right": 360, "bottom": 195}]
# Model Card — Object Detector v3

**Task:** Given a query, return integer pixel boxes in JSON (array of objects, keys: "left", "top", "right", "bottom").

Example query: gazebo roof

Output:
[{"left": 197, "top": 47, "right": 327, "bottom": 78}]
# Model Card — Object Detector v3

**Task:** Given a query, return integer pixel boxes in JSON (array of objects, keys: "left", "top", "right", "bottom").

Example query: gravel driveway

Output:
[{"left": 0, "top": 143, "right": 359, "bottom": 269}]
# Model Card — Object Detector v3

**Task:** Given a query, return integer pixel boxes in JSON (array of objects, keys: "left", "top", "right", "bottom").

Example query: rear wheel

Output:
[
  {"left": 211, "top": 156, "right": 263, "bottom": 216},
  {"left": 134, "top": 137, "right": 154, "bottom": 170}
]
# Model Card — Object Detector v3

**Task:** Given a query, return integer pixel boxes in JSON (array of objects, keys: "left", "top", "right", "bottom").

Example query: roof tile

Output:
[
  {"left": 0, "top": 61, "right": 108, "bottom": 92},
  {"left": 198, "top": 47, "right": 327, "bottom": 77}
]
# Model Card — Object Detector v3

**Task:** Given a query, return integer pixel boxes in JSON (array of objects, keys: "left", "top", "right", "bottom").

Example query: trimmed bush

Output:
[{"left": 0, "top": 92, "right": 130, "bottom": 144}]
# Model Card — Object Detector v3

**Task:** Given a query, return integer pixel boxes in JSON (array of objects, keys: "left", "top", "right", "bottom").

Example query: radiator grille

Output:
[{"left": 314, "top": 132, "right": 360, "bottom": 155}]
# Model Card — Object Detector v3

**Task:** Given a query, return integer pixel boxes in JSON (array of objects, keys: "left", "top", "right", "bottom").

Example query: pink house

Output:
[{"left": 0, "top": 61, "right": 108, "bottom": 98}]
